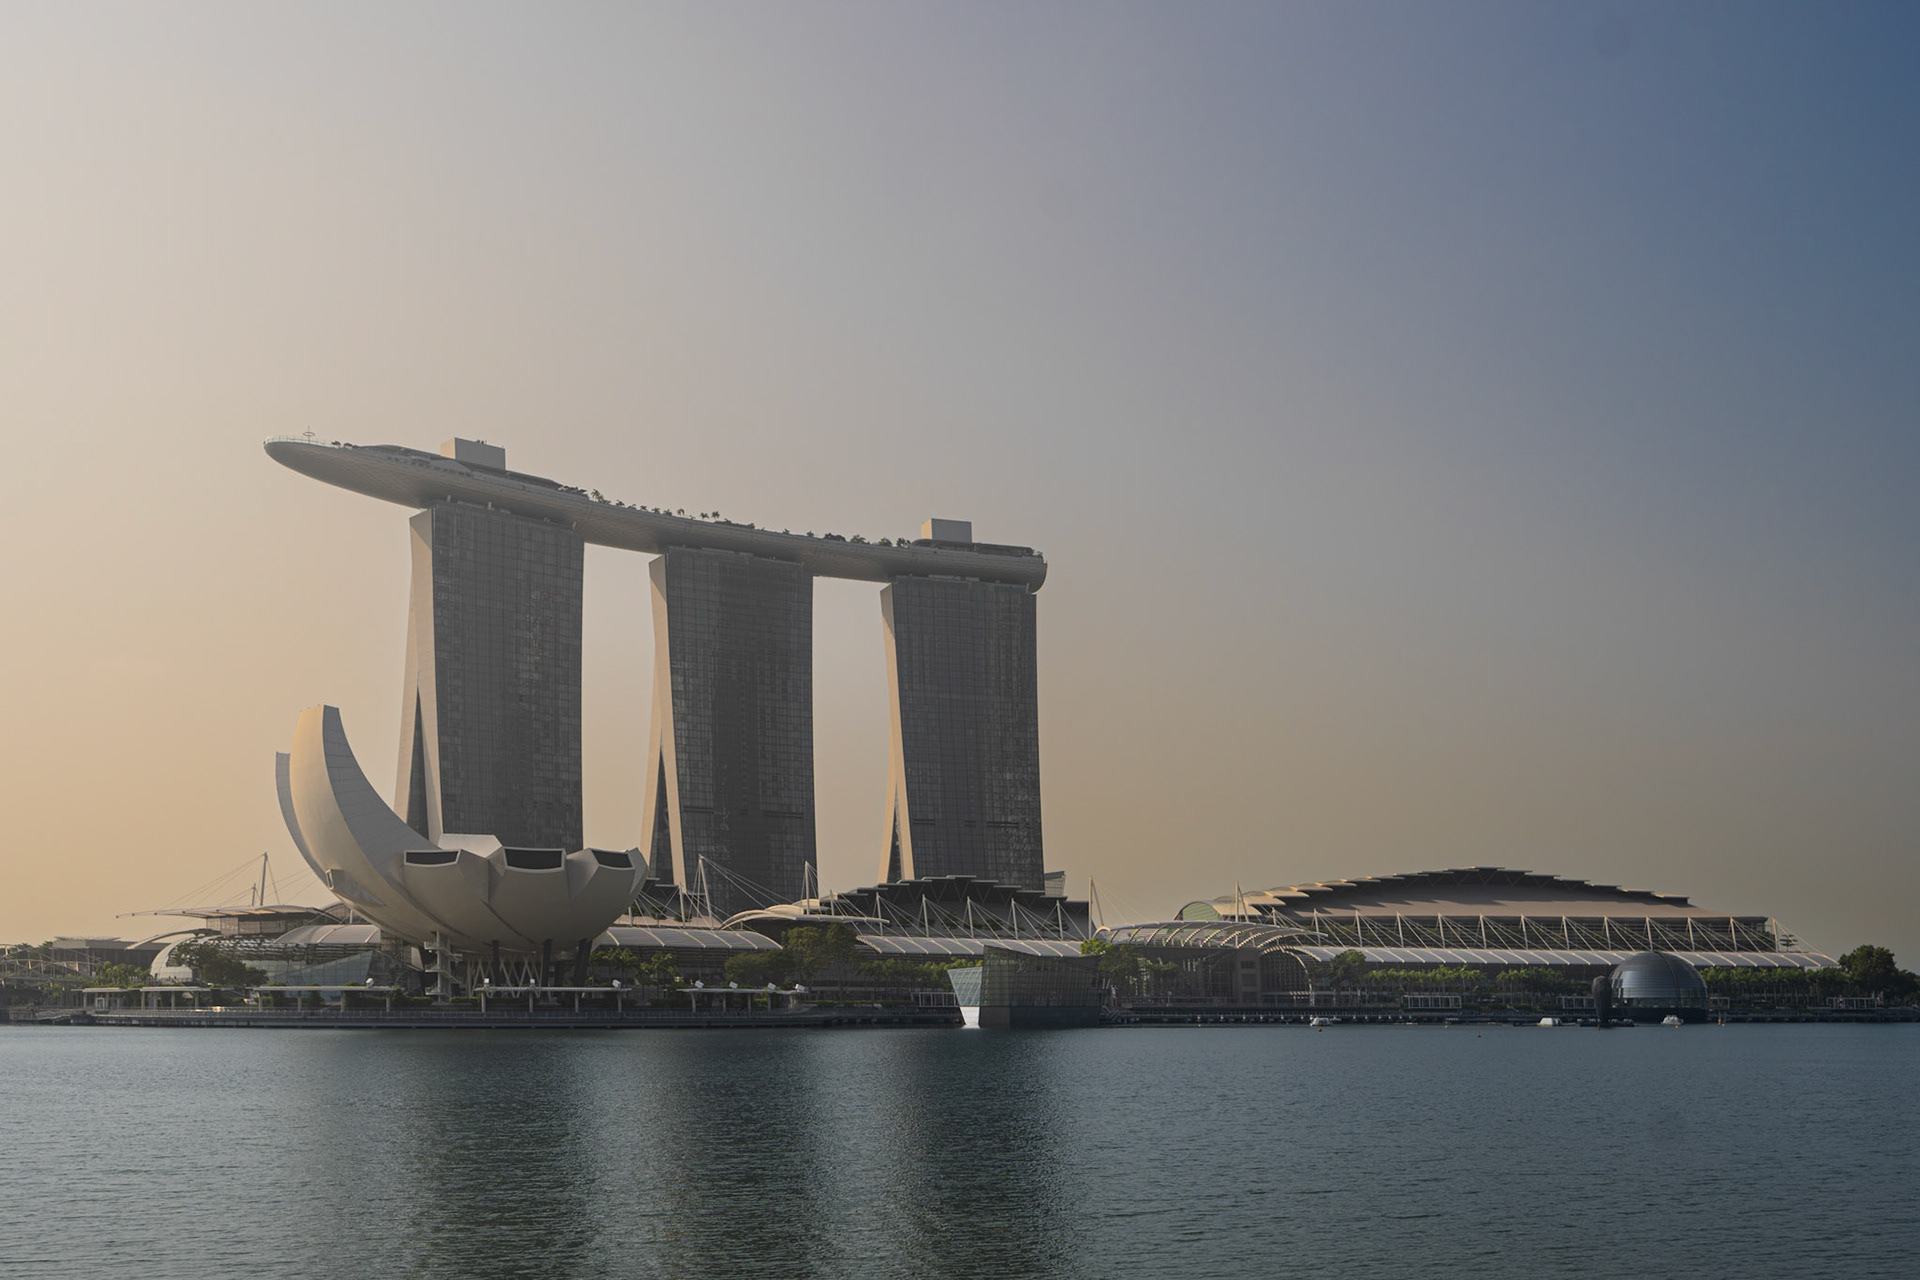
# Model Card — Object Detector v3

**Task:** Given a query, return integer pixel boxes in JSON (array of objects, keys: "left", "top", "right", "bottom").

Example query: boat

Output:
[
  {"left": 1661, "top": 1014, "right": 1685, "bottom": 1027},
  {"left": 1537, "top": 1016, "right": 1561, "bottom": 1027},
  {"left": 1309, "top": 1016, "right": 1336, "bottom": 1030}
]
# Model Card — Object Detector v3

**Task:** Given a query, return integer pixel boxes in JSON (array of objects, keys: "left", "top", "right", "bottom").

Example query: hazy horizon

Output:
[{"left": 2, "top": 4, "right": 1915, "bottom": 959}]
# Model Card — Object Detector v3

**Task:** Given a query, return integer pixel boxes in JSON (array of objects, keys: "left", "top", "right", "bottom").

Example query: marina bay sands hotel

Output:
[{"left": 266, "top": 436, "right": 1046, "bottom": 918}]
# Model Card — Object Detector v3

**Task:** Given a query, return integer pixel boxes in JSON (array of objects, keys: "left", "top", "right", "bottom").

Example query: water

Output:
[{"left": 2, "top": 1024, "right": 1914, "bottom": 1279}]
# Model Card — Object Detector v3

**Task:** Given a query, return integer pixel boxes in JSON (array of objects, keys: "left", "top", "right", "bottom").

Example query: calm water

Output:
[{"left": 2, "top": 1023, "right": 1914, "bottom": 1279}]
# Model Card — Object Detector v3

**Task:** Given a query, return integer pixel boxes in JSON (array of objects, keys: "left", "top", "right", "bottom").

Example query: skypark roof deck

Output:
[{"left": 264, "top": 437, "right": 1048, "bottom": 589}]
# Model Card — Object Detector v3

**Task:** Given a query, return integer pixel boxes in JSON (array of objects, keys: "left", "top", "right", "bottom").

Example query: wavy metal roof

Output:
[
  {"left": 272, "top": 924, "right": 383, "bottom": 947},
  {"left": 1181, "top": 867, "right": 1758, "bottom": 920},
  {"left": 1286, "top": 945, "right": 1836, "bottom": 969},
  {"left": 1097, "top": 922, "right": 1835, "bottom": 969},
  {"left": 720, "top": 910, "right": 889, "bottom": 932},
  {"left": 857, "top": 936, "right": 1086, "bottom": 960},
  {"left": 1102, "top": 921, "right": 1319, "bottom": 953},
  {"left": 599, "top": 926, "right": 782, "bottom": 952}
]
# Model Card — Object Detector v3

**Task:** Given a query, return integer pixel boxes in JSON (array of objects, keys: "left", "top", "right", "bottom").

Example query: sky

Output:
[{"left": 1, "top": 3, "right": 1915, "bottom": 960}]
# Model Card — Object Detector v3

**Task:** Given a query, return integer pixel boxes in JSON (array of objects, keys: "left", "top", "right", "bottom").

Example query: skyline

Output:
[{"left": 1, "top": 4, "right": 1915, "bottom": 957}]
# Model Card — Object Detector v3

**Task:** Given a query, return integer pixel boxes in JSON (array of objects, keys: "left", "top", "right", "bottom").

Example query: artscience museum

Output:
[{"left": 277, "top": 705, "right": 640, "bottom": 984}]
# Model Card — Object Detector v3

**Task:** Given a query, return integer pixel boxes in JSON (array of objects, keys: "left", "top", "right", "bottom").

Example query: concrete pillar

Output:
[
  {"left": 642, "top": 548, "right": 815, "bottom": 916},
  {"left": 395, "top": 502, "right": 584, "bottom": 849},
  {"left": 879, "top": 577, "right": 1042, "bottom": 889}
]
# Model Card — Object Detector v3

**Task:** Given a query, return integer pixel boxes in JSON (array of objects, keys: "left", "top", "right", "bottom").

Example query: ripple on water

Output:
[{"left": 1, "top": 1024, "right": 1915, "bottom": 1280}]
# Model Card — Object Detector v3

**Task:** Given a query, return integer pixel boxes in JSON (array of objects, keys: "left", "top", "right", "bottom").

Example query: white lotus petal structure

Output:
[{"left": 278, "top": 705, "right": 639, "bottom": 954}]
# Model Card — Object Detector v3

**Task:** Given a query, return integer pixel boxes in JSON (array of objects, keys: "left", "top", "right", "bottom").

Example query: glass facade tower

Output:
[
  {"left": 395, "top": 502, "right": 584, "bottom": 850},
  {"left": 642, "top": 547, "right": 815, "bottom": 917},
  {"left": 880, "top": 577, "right": 1043, "bottom": 890}
]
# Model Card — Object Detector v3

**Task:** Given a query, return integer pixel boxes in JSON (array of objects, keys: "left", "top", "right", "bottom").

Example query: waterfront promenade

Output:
[
  {"left": 9, "top": 1005, "right": 960, "bottom": 1031},
  {"left": 9, "top": 1004, "right": 1911, "bottom": 1030}
]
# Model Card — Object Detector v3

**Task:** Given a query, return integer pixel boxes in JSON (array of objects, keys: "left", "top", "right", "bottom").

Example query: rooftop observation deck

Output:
[{"left": 264, "top": 437, "right": 1048, "bottom": 589}]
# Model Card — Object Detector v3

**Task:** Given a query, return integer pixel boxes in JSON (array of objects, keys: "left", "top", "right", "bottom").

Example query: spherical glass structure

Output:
[{"left": 1609, "top": 951, "right": 1709, "bottom": 1021}]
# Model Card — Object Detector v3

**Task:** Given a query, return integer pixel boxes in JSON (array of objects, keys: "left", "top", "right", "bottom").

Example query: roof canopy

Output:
[
  {"left": 1287, "top": 944, "right": 1835, "bottom": 970},
  {"left": 599, "top": 926, "right": 781, "bottom": 953},
  {"left": 1182, "top": 867, "right": 1760, "bottom": 921},
  {"left": 858, "top": 936, "right": 1085, "bottom": 960}
]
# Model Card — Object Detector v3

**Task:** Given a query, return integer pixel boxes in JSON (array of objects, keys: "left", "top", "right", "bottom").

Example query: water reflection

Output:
[
  {"left": 847, "top": 1030, "right": 1082, "bottom": 1278},
  {"left": 274, "top": 1033, "right": 607, "bottom": 1278},
  {"left": 591, "top": 1032, "right": 842, "bottom": 1279},
  {"left": 3, "top": 1025, "right": 1917, "bottom": 1280}
]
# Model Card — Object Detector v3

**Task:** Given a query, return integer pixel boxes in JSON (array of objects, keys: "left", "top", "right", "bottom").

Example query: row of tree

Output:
[
  {"left": 167, "top": 942, "right": 268, "bottom": 989},
  {"left": 598, "top": 924, "right": 961, "bottom": 996},
  {"left": 29, "top": 941, "right": 267, "bottom": 992},
  {"left": 1702, "top": 946, "right": 1918, "bottom": 1002},
  {"left": 1078, "top": 939, "right": 1180, "bottom": 996},
  {"left": 1312, "top": 944, "right": 1917, "bottom": 1002}
]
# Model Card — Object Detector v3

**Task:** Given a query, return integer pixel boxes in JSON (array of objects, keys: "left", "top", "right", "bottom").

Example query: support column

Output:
[
  {"left": 429, "top": 932, "right": 455, "bottom": 1000},
  {"left": 879, "top": 576, "right": 1043, "bottom": 889},
  {"left": 395, "top": 501, "right": 584, "bottom": 849},
  {"left": 641, "top": 547, "right": 815, "bottom": 918}
]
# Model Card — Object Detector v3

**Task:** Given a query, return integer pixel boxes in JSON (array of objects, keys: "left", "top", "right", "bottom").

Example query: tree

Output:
[
  {"left": 592, "top": 945, "right": 643, "bottom": 975},
  {"left": 857, "top": 959, "right": 953, "bottom": 990},
  {"left": 723, "top": 951, "right": 792, "bottom": 987},
  {"left": 1838, "top": 945, "right": 1918, "bottom": 1000},
  {"left": 91, "top": 961, "right": 150, "bottom": 989},
  {"left": 1840, "top": 945, "right": 1897, "bottom": 990},
  {"left": 782, "top": 924, "right": 859, "bottom": 981},
  {"left": 592, "top": 946, "right": 681, "bottom": 991},
  {"left": 1328, "top": 949, "right": 1368, "bottom": 988},
  {"left": 169, "top": 941, "right": 267, "bottom": 988},
  {"left": 1093, "top": 942, "right": 1142, "bottom": 987},
  {"left": 637, "top": 952, "right": 680, "bottom": 990},
  {"left": 1077, "top": 940, "right": 1175, "bottom": 996}
]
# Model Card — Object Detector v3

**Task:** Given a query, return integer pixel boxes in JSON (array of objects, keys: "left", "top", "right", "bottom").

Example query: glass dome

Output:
[{"left": 1610, "top": 951, "right": 1709, "bottom": 1009}]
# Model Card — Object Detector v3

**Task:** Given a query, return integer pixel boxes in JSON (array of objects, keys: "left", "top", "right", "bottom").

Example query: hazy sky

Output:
[{"left": 2, "top": 3, "right": 1915, "bottom": 959}]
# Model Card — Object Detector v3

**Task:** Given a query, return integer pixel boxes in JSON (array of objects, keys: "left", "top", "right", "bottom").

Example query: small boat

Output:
[
  {"left": 1537, "top": 1016, "right": 1561, "bottom": 1027},
  {"left": 1661, "top": 1014, "right": 1685, "bottom": 1027},
  {"left": 1309, "top": 1015, "right": 1336, "bottom": 1030}
]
